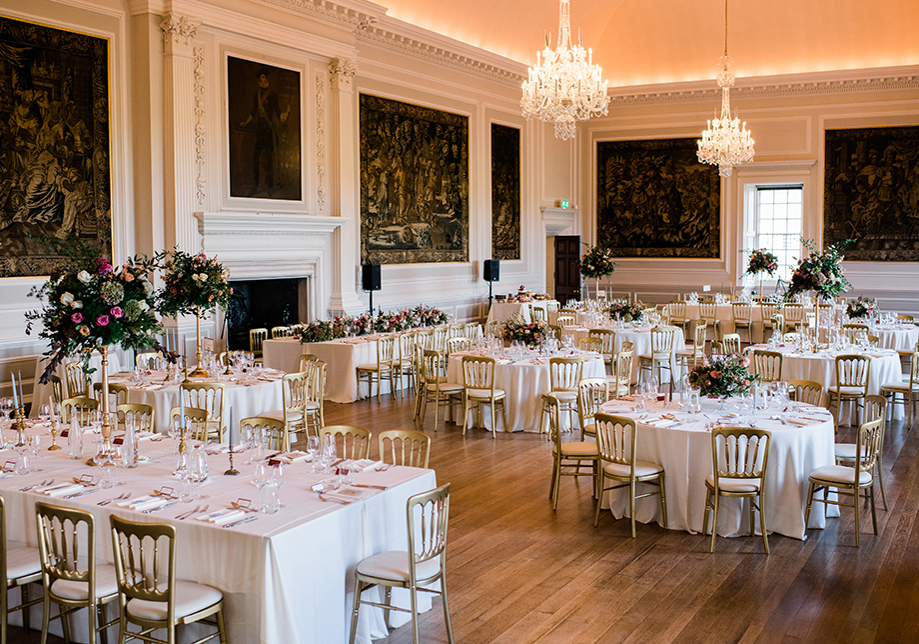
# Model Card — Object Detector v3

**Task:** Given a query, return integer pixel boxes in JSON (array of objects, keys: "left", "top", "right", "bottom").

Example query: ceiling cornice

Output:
[{"left": 609, "top": 66, "right": 919, "bottom": 105}]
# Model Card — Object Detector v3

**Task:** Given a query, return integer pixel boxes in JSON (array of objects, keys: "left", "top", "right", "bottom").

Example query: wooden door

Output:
[{"left": 554, "top": 235, "right": 581, "bottom": 304}]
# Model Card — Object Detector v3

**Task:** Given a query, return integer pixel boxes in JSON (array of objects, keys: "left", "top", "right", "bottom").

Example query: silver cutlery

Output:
[
  {"left": 318, "top": 494, "right": 351, "bottom": 505},
  {"left": 63, "top": 488, "right": 100, "bottom": 499},
  {"left": 144, "top": 501, "right": 180, "bottom": 514},
  {"left": 20, "top": 478, "right": 53, "bottom": 492},
  {"left": 222, "top": 515, "right": 259, "bottom": 529},
  {"left": 98, "top": 492, "right": 131, "bottom": 506}
]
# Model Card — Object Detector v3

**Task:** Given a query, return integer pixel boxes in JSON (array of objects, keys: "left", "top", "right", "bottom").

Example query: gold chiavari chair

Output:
[
  {"left": 577, "top": 377, "right": 608, "bottom": 440},
  {"left": 828, "top": 354, "right": 871, "bottom": 432},
  {"left": 676, "top": 321, "right": 707, "bottom": 371},
  {"left": 356, "top": 335, "right": 397, "bottom": 403},
  {"left": 260, "top": 371, "right": 309, "bottom": 450},
  {"left": 240, "top": 416, "right": 288, "bottom": 451},
  {"left": 461, "top": 356, "right": 507, "bottom": 439},
  {"left": 135, "top": 351, "right": 164, "bottom": 370},
  {"left": 882, "top": 350, "right": 919, "bottom": 432},
  {"left": 36, "top": 503, "right": 118, "bottom": 644},
  {"left": 698, "top": 301, "right": 722, "bottom": 342},
  {"left": 92, "top": 382, "right": 129, "bottom": 410},
  {"left": 349, "top": 484, "right": 453, "bottom": 644},
  {"left": 787, "top": 379, "right": 825, "bottom": 406},
  {"left": 588, "top": 328, "right": 616, "bottom": 375},
  {"left": 418, "top": 349, "right": 463, "bottom": 433},
  {"left": 638, "top": 326, "right": 674, "bottom": 389},
  {"left": 751, "top": 350, "right": 783, "bottom": 383},
  {"left": 540, "top": 356, "right": 585, "bottom": 437},
  {"left": 271, "top": 325, "right": 292, "bottom": 339},
  {"left": 721, "top": 333, "right": 742, "bottom": 355},
  {"left": 783, "top": 303, "right": 805, "bottom": 332},
  {"left": 60, "top": 396, "right": 98, "bottom": 425},
  {"left": 169, "top": 407, "right": 210, "bottom": 442},
  {"left": 731, "top": 302, "right": 754, "bottom": 345},
  {"left": 445, "top": 336, "right": 471, "bottom": 356},
  {"left": 249, "top": 328, "right": 268, "bottom": 358},
  {"left": 109, "top": 515, "right": 228, "bottom": 644},
  {"left": 666, "top": 301, "right": 691, "bottom": 335},
  {"left": 702, "top": 427, "right": 771, "bottom": 554},
  {"left": 547, "top": 324, "right": 562, "bottom": 341},
  {"left": 610, "top": 342, "right": 634, "bottom": 398},
  {"left": 320, "top": 425, "right": 372, "bottom": 460},
  {"left": 805, "top": 417, "right": 883, "bottom": 547},
  {"left": 180, "top": 382, "right": 226, "bottom": 442},
  {"left": 548, "top": 404, "right": 599, "bottom": 512},
  {"left": 394, "top": 332, "right": 418, "bottom": 396},
  {"left": 556, "top": 314, "right": 576, "bottom": 327},
  {"left": 578, "top": 336, "right": 604, "bottom": 353},
  {"left": 835, "top": 395, "right": 888, "bottom": 511},
  {"left": 115, "top": 403, "right": 155, "bottom": 434},
  {"left": 304, "top": 361, "right": 326, "bottom": 436},
  {"left": 298, "top": 353, "right": 320, "bottom": 373},
  {"left": 64, "top": 361, "right": 91, "bottom": 398},
  {"left": 50, "top": 375, "right": 65, "bottom": 407},
  {"left": 759, "top": 302, "right": 780, "bottom": 343},
  {"left": 530, "top": 306, "right": 546, "bottom": 323},
  {"left": 378, "top": 429, "right": 431, "bottom": 469},
  {"left": 463, "top": 322, "right": 482, "bottom": 340},
  {"left": 593, "top": 413, "right": 666, "bottom": 535},
  {"left": 1, "top": 494, "right": 42, "bottom": 643}
]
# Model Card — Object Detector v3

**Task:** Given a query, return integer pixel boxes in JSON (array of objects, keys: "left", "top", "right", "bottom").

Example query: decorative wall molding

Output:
[
  {"left": 541, "top": 207, "right": 578, "bottom": 237},
  {"left": 252, "top": 0, "right": 382, "bottom": 30},
  {"left": 609, "top": 68, "right": 919, "bottom": 106},
  {"left": 315, "top": 72, "right": 327, "bottom": 213},
  {"left": 330, "top": 57, "right": 357, "bottom": 93},
  {"left": 160, "top": 12, "right": 200, "bottom": 56},
  {"left": 193, "top": 45, "right": 207, "bottom": 206},
  {"left": 355, "top": 19, "right": 525, "bottom": 86}
]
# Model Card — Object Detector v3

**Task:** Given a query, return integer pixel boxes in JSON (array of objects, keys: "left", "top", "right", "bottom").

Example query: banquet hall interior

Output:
[{"left": 1, "top": 0, "right": 919, "bottom": 642}]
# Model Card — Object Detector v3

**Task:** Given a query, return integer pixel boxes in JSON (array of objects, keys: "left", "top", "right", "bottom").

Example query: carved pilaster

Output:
[
  {"left": 194, "top": 46, "right": 207, "bottom": 206},
  {"left": 315, "top": 73, "right": 327, "bottom": 213},
  {"left": 330, "top": 57, "right": 357, "bottom": 93},
  {"left": 160, "top": 12, "right": 200, "bottom": 57}
]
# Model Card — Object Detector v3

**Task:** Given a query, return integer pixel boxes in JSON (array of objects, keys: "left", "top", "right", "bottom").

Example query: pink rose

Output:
[
  {"left": 710, "top": 370, "right": 721, "bottom": 378},
  {"left": 110, "top": 307, "right": 124, "bottom": 319},
  {"left": 96, "top": 314, "right": 110, "bottom": 327},
  {"left": 71, "top": 312, "right": 84, "bottom": 324}
]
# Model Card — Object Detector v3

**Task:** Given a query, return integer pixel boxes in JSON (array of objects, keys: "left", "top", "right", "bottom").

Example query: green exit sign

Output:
[{"left": 561, "top": 200, "right": 569, "bottom": 208}]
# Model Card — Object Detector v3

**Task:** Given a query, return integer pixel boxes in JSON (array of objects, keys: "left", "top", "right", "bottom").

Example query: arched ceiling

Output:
[{"left": 378, "top": 0, "right": 919, "bottom": 86}]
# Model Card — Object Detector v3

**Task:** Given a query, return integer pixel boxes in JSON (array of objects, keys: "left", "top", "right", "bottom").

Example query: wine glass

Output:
[
  {"left": 27, "top": 433, "right": 42, "bottom": 473},
  {"left": 306, "top": 435, "right": 320, "bottom": 473},
  {"left": 0, "top": 397, "right": 11, "bottom": 421},
  {"left": 250, "top": 462, "right": 271, "bottom": 511},
  {"left": 270, "top": 462, "right": 285, "bottom": 489}
]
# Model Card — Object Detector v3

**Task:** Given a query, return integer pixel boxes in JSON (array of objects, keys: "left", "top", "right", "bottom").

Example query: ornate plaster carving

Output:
[
  {"left": 330, "top": 57, "right": 357, "bottom": 93},
  {"left": 160, "top": 12, "right": 200, "bottom": 56},
  {"left": 252, "top": 0, "right": 380, "bottom": 30},
  {"left": 315, "top": 73, "right": 327, "bottom": 213},
  {"left": 193, "top": 46, "right": 207, "bottom": 206}
]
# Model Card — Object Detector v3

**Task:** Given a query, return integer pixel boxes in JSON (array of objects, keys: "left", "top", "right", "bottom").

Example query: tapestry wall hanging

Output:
[
  {"left": 491, "top": 123, "right": 520, "bottom": 261},
  {"left": 596, "top": 138, "right": 721, "bottom": 258},
  {"left": 359, "top": 94, "right": 469, "bottom": 264},
  {"left": 824, "top": 126, "right": 919, "bottom": 261},
  {"left": 228, "top": 56, "right": 301, "bottom": 201},
  {"left": 0, "top": 16, "right": 111, "bottom": 278}
]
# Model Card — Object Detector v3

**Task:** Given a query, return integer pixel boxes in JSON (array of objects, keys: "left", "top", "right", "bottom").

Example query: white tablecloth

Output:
[
  {"left": 562, "top": 325, "right": 686, "bottom": 384},
  {"left": 598, "top": 397, "right": 837, "bottom": 539},
  {"left": 30, "top": 350, "right": 123, "bottom": 418},
  {"left": 107, "top": 371, "right": 284, "bottom": 435},
  {"left": 445, "top": 350, "right": 605, "bottom": 433},
  {"left": 873, "top": 324, "right": 919, "bottom": 352},
  {"left": 485, "top": 302, "right": 531, "bottom": 326},
  {"left": 2, "top": 435, "right": 437, "bottom": 644}
]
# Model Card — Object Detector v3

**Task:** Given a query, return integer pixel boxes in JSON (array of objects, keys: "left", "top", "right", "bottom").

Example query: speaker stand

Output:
[
  {"left": 368, "top": 290, "right": 374, "bottom": 318},
  {"left": 488, "top": 281, "right": 493, "bottom": 310}
]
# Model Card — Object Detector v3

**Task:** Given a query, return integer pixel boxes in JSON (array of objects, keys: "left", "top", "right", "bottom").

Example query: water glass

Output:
[
  {"left": 100, "top": 463, "right": 117, "bottom": 488},
  {"left": 306, "top": 436, "right": 320, "bottom": 473},
  {"left": 260, "top": 483, "right": 280, "bottom": 514}
]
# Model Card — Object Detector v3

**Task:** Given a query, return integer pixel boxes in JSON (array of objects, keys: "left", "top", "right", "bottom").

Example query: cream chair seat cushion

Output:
[
  {"left": 427, "top": 382, "right": 463, "bottom": 394},
  {"left": 357, "top": 363, "right": 392, "bottom": 371},
  {"left": 544, "top": 392, "right": 577, "bottom": 403},
  {"left": 51, "top": 563, "right": 118, "bottom": 600},
  {"left": 127, "top": 580, "right": 223, "bottom": 621},
  {"left": 356, "top": 550, "right": 441, "bottom": 584},
  {"left": 604, "top": 460, "right": 663, "bottom": 479},
  {"left": 831, "top": 386, "right": 868, "bottom": 397},
  {"left": 881, "top": 381, "right": 912, "bottom": 392},
  {"left": 704, "top": 475, "right": 760, "bottom": 493},
  {"left": 6, "top": 545, "right": 41, "bottom": 579},
  {"left": 810, "top": 465, "right": 872, "bottom": 485},
  {"left": 466, "top": 388, "right": 506, "bottom": 399},
  {"left": 261, "top": 409, "right": 304, "bottom": 423},
  {"left": 554, "top": 441, "right": 598, "bottom": 458}
]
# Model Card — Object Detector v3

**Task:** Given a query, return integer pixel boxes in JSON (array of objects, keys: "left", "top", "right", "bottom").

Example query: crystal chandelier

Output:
[
  {"left": 697, "top": 0, "right": 754, "bottom": 177},
  {"left": 521, "top": 0, "right": 610, "bottom": 141}
]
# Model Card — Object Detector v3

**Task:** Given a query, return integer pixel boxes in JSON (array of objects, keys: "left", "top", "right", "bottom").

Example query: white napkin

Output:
[
  {"left": 117, "top": 495, "right": 167, "bottom": 511},
  {"left": 36, "top": 483, "right": 84, "bottom": 497},
  {"left": 346, "top": 459, "right": 385, "bottom": 472},
  {"left": 644, "top": 418, "right": 677, "bottom": 428},
  {"left": 197, "top": 509, "right": 246, "bottom": 525},
  {"left": 143, "top": 384, "right": 164, "bottom": 391},
  {"left": 271, "top": 451, "right": 311, "bottom": 464}
]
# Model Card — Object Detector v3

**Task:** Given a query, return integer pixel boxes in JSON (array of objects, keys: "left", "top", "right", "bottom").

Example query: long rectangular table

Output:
[{"left": 3, "top": 435, "right": 436, "bottom": 643}]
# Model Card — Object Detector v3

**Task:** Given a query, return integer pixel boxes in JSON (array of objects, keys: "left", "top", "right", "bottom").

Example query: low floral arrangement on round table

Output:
[
  {"left": 295, "top": 306, "right": 451, "bottom": 344},
  {"left": 26, "top": 245, "right": 163, "bottom": 464},
  {"left": 501, "top": 313, "right": 550, "bottom": 347},
  {"left": 846, "top": 296, "right": 877, "bottom": 320},
  {"left": 158, "top": 250, "right": 232, "bottom": 377},
  {"left": 687, "top": 354, "right": 755, "bottom": 398},
  {"left": 580, "top": 243, "right": 616, "bottom": 297},
  {"left": 608, "top": 300, "right": 644, "bottom": 323}
]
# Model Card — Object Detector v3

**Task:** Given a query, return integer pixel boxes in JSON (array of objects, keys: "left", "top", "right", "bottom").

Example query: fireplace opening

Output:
[{"left": 226, "top": 278, "right": 306, "bottom": 350}]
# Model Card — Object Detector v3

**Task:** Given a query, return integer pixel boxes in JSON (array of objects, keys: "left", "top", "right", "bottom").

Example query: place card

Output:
[{"left": 3, "top": 461, "right": 16, "bottom": 472}]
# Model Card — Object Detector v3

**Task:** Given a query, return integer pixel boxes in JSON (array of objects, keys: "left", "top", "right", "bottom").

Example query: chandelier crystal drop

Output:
[
  {"left": 521, "top": 0, "right": 610, "bottom": 141},
  {"left": 697, "top": 0, "right": 754, "bottom": 177}
]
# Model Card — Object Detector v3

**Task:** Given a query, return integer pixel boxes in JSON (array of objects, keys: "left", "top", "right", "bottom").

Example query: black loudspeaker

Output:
[
  {"left": 484, "top": 259, "right": 500, "bottom": 282},
  {"left": 361, "top": 264, "right": 381, "bottom": 291}
]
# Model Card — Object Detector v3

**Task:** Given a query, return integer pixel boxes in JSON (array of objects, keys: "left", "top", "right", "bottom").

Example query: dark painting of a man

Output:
[{"left": 228, "top": 57, "right": 300, "bottom": 200}]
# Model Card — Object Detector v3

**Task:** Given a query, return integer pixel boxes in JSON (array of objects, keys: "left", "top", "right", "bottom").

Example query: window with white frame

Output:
[{"left": 744, "top": 184, "right": 803, "bottom": 283}]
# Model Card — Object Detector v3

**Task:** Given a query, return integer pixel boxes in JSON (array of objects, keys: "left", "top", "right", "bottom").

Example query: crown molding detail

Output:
[
  {"left": 356, "top": 18, "right": 526, "bottom": 86},
  {"left": 252, "top": 0, "right": 384, "bottom": 30},
  {"left": 330, "top": 57, "right": 357, "bottom": 92},
  {"left": 609, "top": 67, "right": 919, "bottom": 106}
]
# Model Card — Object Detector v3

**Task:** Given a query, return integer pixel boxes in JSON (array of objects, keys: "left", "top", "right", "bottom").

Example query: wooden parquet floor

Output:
[{"left": 10, "top": 392, "right": 919, "bottom": 644}]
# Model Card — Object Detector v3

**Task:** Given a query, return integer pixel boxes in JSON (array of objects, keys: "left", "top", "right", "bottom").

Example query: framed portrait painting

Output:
[
  {"left": 0, "top": 15, "right": 112, "bottom": 278},
  {"left": 227, "top": 56, "right": 301, "bottom": 201}
]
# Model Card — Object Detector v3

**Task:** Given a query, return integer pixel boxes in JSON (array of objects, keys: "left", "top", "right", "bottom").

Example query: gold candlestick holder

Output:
[
  {"left": 178, "top": 424, "right": 188, "bottom": 455},
  {"left": 188, "top": 308, "right": 211, "bottom": 378},
  {"left": 14, "top": 407, "right": 26, "bottom": 447},
  {"left": 48, "top": 417, "right": 62, "bottom": 451}
]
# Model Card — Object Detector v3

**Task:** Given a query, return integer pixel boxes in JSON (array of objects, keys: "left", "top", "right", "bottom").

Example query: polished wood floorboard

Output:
[{"left": 10, "top": 392, "right": 919, "bottom": 644}]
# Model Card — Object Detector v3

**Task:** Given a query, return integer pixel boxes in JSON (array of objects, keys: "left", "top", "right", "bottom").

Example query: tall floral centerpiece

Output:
[
  {"left": 159, "top": 250, "right": 232, "bottom": 378},
  {"left": 580, "top": 243, "right": 616, "bottom": 300},
  {"left": 26, "top": 247, "right": 163, "bottom": 465},
  {"left": 846, "top": 297, "right": 877, "bottom": 320},
  {"left": 744, "top": 248, "right": 779, "bottom": 295},
  {"left": 785, "top": 239, "right": 853, "bottom": 351}
]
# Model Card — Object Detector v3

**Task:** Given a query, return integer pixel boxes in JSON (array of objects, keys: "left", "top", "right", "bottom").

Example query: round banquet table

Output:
[
  {"left": 563, "top": 324, "right": 686, "bottom": 384},
  {"left": 107, "top": 370, "right": 284, "bottom": 435},
  {"left": 872, "top": 324, "right": 919, "bottom": 352},
  {"left": 748, "top": 343, "right": 903, "bottom": 423},
  {"left": 597, "top": 396, "right": 837, "bottom": 539},
  {"left": 446, "top": 349, "right": 606, "bottom": 433}
]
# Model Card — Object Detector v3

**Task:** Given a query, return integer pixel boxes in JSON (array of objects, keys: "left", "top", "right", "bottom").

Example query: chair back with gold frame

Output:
[
  {"left": 530, "top": 306, "right": 546, "bottom": 322},
  {"left": 50, "top": 375, "right": 65, "bottom": 406},
  {"left": 0, "top": 494, "right": 42, "bottom": 644},
  {"left": 787, "top": 379, "right": 824, "bottom": 406},
  {"left": 135, "top": 351, "right": 165, "bottom": 370},
  {"left": 109, "top": 514, "right": 227, "bottom": 644},
  {"left": 304, "top": 361, "right": 327, "bottom": 435},
  {"left": 882, "top": 350, "right": 919, "bottom": 432},
  {"left": 556, "top": 314, "right": 576, "bottom": 327},
  {"left": 461, "top": 355, "right": 506, "bottom": 438},
  {"left": 60, "top": 396, "right": 99, "bottom": 425},
  {"left": 698, "top": 301, "right": 721, "bottom": 342},
  {"left": 557, "top": 308, "right": 578, "bottom": 317},
  {"left": 271, "top": 326, "right": 292, "bottom": 339},
  {"left": 240, "top": 416, "right": 288, "bottom": 451},
  {"left": 446, "top": 336, "right": 471, "bottom": 356},
  {"left": 92, "top": 381, "right": 129, "bottom": 410},
  {"left": 180, "top": 382, "right": 226, "bottom": 442},
  {"left": 703, "top": 427, "right": 771, "bottom": 553},
  {"left": 578, "top": 336, "right": 603, "bottom": 353},
  {"left": 64, "top": 361, "right": 91, "bottom": 398},
  {"left": 169, "top": 406, "right": 210, "bottom": 441},
  {"left": 36, "top": 502, "right": 118, "bottom": 642},
  {"left": 432, "top": 327, "right": 449, "bottom": 353},
  {"left": 378, "top": 429, "right": 431, "bottom": 468},
  {"left": 116, "top": 403, "right": 155, "bottom": 434},
  {"left": 898, "top": 314, "right": 915, "bottom": 324},
  {"left": 588, "top": 328, "right": 616, "bottom": 364},
  {"left": 320, "top": 425, "right": 372, "bottom": 460},
  {"left": 577, "top": 377, "right": 608, "bottom": 439},
  {"left": 298, "top": 353, "right": 320, "bottom": 373},
  {"left": 783, "top": 303, "right": 804, "bottom": 330},
  {"left": 666, "top": 301, "right": 689, "bottom": 330},
  {"left": 357, "top": 335, "right": 397, "bottom": 402},
  {"left": 759, "top": 303, "right": 780, "bottom": 342},
  {"left": 249, "top": 328, "right": 268, "bottom": 356},
  {"left": 447, "top": 324, "right": 465, "bottom": 339},
  {"left": 830, "top": 354, "right": 871, "bottom": 430},
  {"left": 721, "top": 333, "right": 742, "bottom": 355},
  {"left": 546, "top": 324, "right": 562, "bottom": 341},
  {"left": 613, "top": 342, "right": 634, "bottom": 398},
  {"left": 751, "top": 350, "right": 783, "bottom": 382},
  {"left": 485, "top": 319, "right": 499, "bottom": 338}
]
